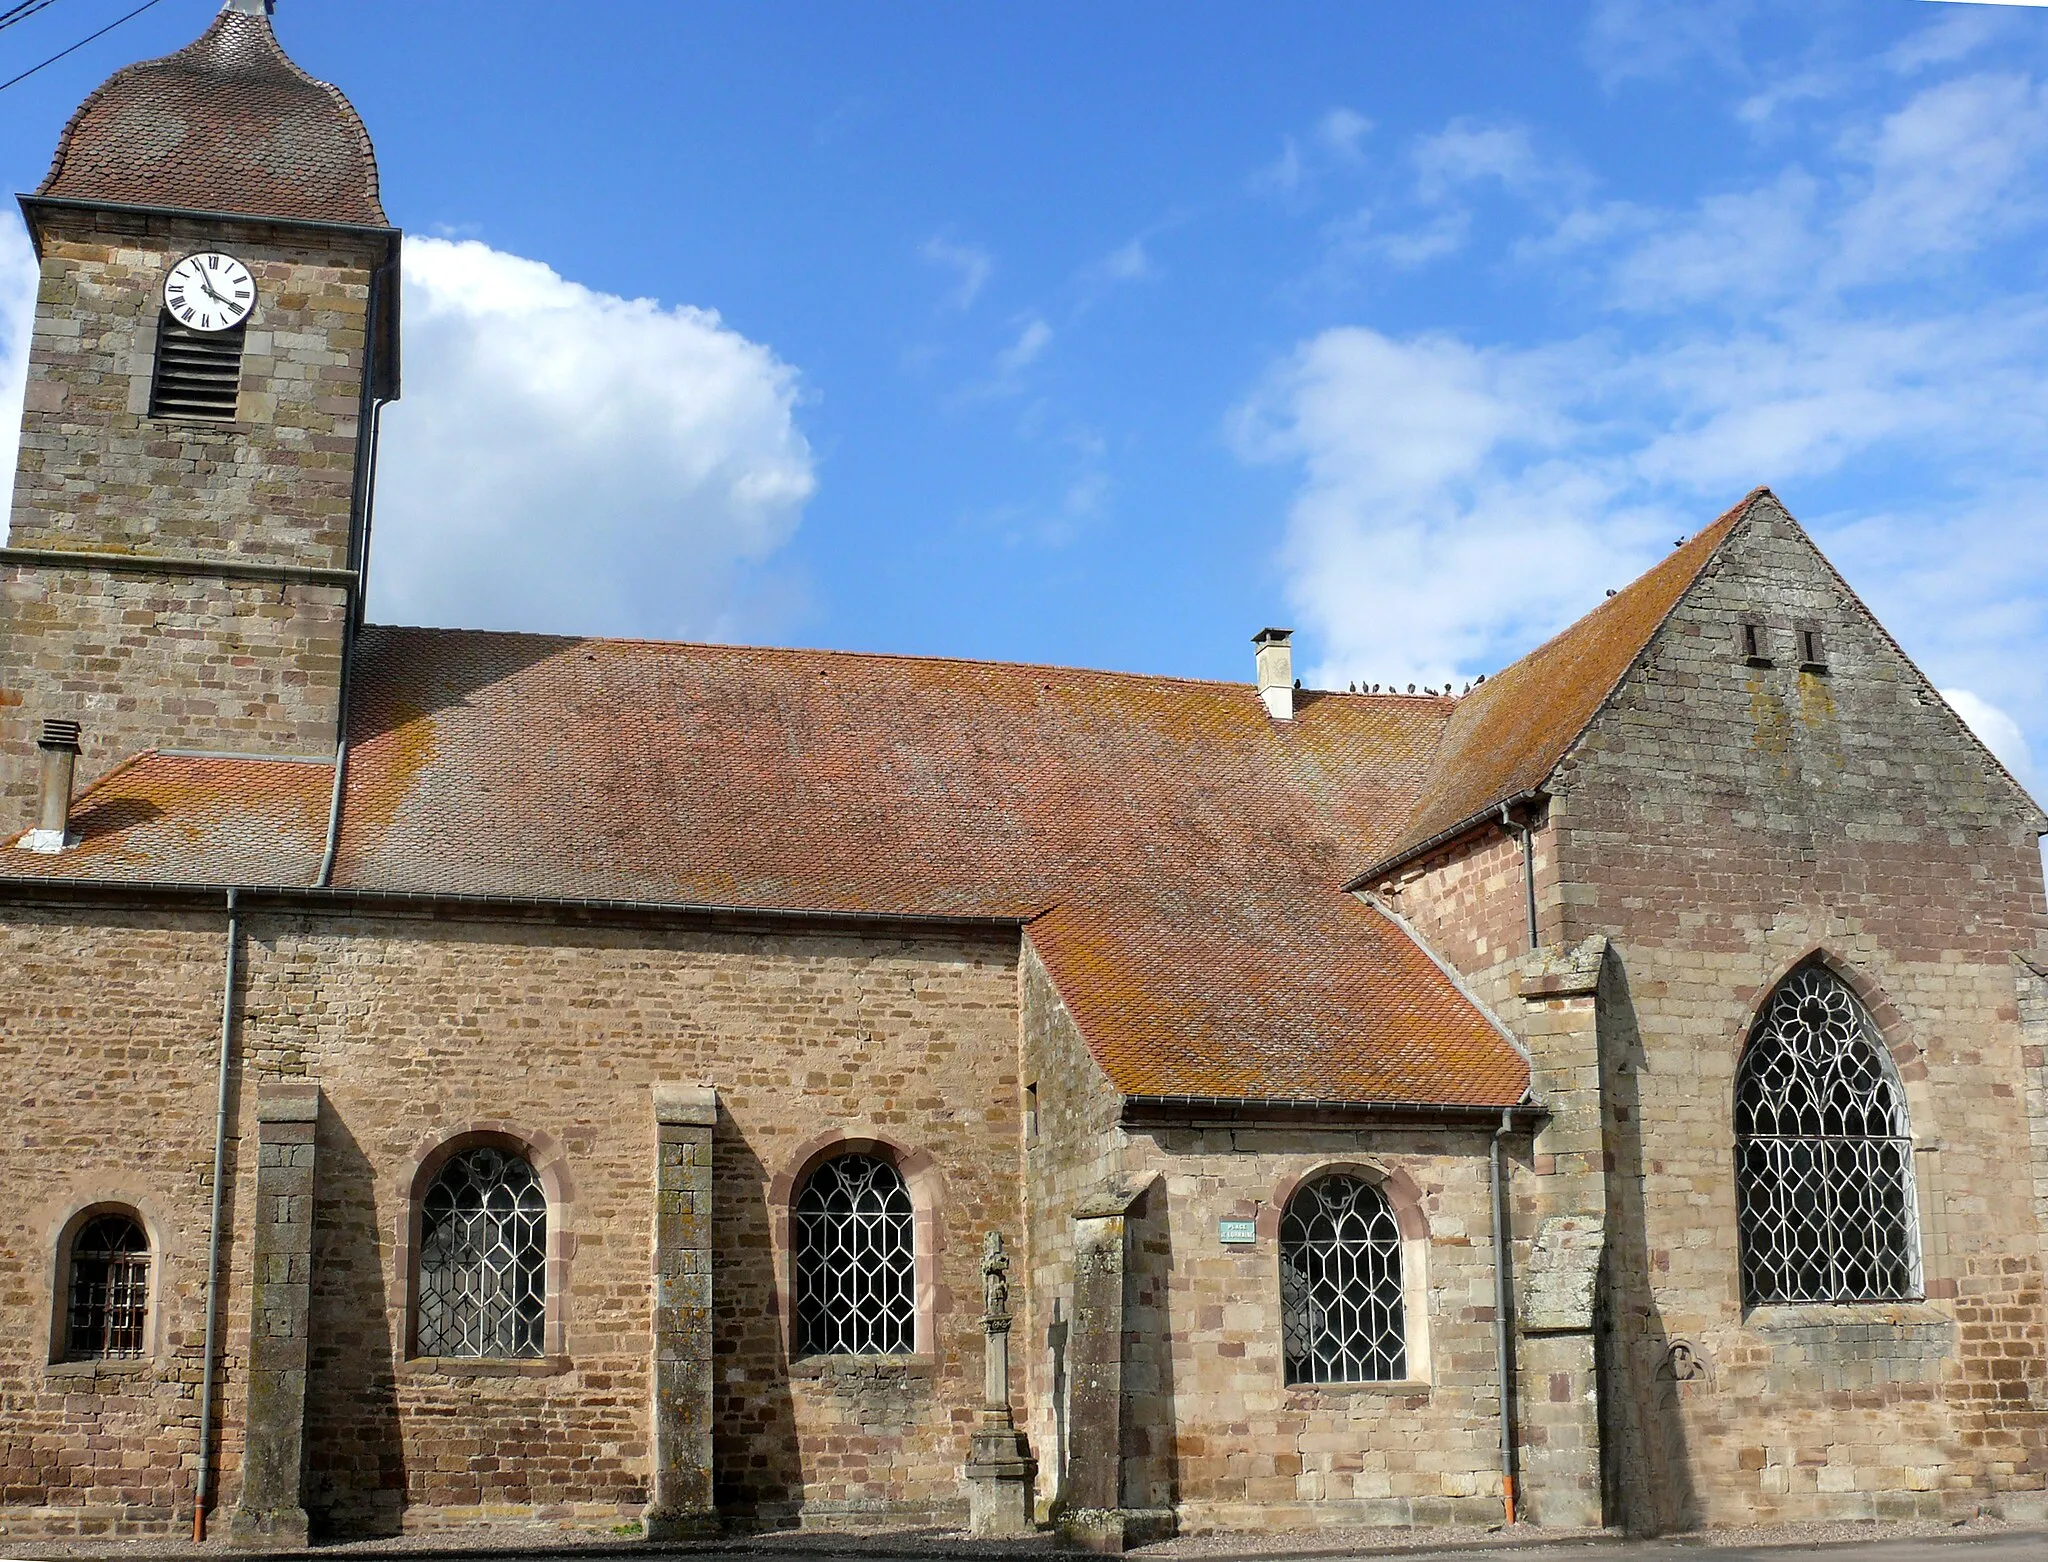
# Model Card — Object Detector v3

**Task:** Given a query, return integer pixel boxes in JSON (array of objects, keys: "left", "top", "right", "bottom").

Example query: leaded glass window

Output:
[
  {"left": 1735, "top": 963, "right": 1921, "bottom": 1305},
  {"left": 793, "top": 1153, "right": 915, "bottom": 1357},
  {"left": 66, "top": 1213, "right": 150, "bottom": 1360},
  {"left": 416, "top": 1145, "right": 547, "bottom": 1358},
  {"left": 1280, "top": 1174, "right": 1407, "bottom": 1384}
]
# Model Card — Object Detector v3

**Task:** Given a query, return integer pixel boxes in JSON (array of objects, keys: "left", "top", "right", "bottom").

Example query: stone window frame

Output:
[
  {"left": 1261, "top": 1160, "right": 1434, "bottom": 1391},
  {"left": 396, "top": 1122, "right": 576, "bottom": 1372},
  {"left": 43, "top": 1191, "right": 170, "bottom": 1377},
  {"left": 1730, "top": 950, "right": 1945, "bottom": 1308},
  {"left": 768, "top": 1128, "right": 947, "bottom": 1363}
]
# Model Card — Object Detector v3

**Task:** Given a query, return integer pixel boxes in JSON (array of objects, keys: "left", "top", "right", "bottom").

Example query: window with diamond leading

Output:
[
  {"left": 1736, "top": 963, "right": 1922, "bottom": 1305},
  {"left": 66, "top": 1212, "right": 150, "bottom": 1360},
  {"left": 793, "top": 1153, "right": 915, "bottom": 1356},
  {"left": 416, "top": 1145, "right": 547, "bottom": 1358},
  {"left": 1280, "top": 1174, "right": 1407, "bottom": 1384}
]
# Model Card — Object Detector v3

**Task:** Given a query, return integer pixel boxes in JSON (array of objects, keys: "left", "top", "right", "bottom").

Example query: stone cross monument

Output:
[{"left": 965, "top": 1231, "right": 1037, "bottom": 1534}]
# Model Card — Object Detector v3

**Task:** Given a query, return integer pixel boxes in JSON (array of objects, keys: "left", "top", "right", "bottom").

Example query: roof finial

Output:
[{"left": 224, "top": 0, "right": 275, "bottom": 16}]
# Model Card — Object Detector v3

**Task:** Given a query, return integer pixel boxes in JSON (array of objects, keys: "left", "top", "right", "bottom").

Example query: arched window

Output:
[
  {"left": 66, "top": 1212, "right": 151, "bottom": 1361},
  {"left": 416, "top": 1145, "right": 547, "bottom": 1358},
  {"left": 1279, "top": 1174, "right": 1406, "bottom": 1384},
  {"left": 793, "top": 1152, "right": 915, "bottom": 1357},
  {"left": 1736, "top": 962, "right": 1921, "bottom": 1305}
]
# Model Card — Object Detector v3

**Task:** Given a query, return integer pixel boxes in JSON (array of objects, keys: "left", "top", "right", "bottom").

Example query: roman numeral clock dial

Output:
[{"left": 162, "top": 251, "right": 255, "bottom": 332}]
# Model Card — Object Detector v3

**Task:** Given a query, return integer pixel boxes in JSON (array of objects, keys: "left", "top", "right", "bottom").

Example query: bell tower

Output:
[{"left": 0, "top": 0, "right": 399, "bottom": 815}]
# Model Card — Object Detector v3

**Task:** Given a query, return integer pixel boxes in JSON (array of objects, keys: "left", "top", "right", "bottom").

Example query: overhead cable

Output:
[{"left": 0, "top": 0, "right": 168, "bottom": 95}]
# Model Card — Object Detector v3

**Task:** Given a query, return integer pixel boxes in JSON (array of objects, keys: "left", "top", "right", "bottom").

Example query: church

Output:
[{"left": 2, "top": 1, "right": 2046, "bottom": 1547}]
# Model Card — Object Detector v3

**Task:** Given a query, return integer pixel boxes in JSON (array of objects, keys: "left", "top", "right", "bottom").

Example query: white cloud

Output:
[
  {"left": 1238, "top": 61, "right": 2048, "bottom": 761},
  {"left": 1413, "top": 119, "right": 1550, "bottom": 203},
  {"left": 368, "top": 237, "right": 814, "bottom": 641},
  {"left": 1252, "top": 136, "right": 1306, "bottom": 197},
  {"left": 1585, "top": 0, "right": 1754, "bottom": 87},
  {"left": 1091, "top": 238, "right": 1155, "bottom": 286},
  {"left": 1941, "top": 688, "right": 2037, "bottom": 784},
  {"left": 1318, "top": 108, "right": 1373, "bottom": 162},
  {"left": 0, "top": 217, "right": 41, "bottom": 537},
  {"left": 920, "top": 235, "right": 994, "bottom": 311},
  {"left": 991, "top": 316, "right": 1053, "bottom": 382}
]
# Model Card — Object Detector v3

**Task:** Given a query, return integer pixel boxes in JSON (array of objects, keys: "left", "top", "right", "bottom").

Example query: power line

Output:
[
  {"left": 0, "top": 0, "right": 67, "bottom": 35},
  {"left": 0, "top": 0, "right": 170, "bottom": 96}
]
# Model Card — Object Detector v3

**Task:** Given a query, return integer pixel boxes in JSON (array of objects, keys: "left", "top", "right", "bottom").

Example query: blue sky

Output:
[{"left": 1, "top": 0, "right": 2045, "bottom": 787}]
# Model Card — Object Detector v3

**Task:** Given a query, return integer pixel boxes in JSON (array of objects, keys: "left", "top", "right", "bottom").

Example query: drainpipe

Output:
[
  {"left": 1502, "top": 802, "right": 1538, "bottom": 952},
  {"left": 193, "top": 888, "right": 240, "bottom": 1542},
  {"left": 1491, "top": 1107, "right": 1518, "bottom": 1525}
]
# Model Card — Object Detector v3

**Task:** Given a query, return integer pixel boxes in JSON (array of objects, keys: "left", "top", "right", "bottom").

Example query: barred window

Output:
[
  {"left": 1736, "top": 963, "right": 1921, "bottom": 1305},
  {"left": 66, "top": 1212, "right": 150, "bottom": 1360},
  {"left": 416, "top": 1145, "right": 547, "bottom": 1358},
  {"left": 793, "top": 1153, "right": 915, "bottom": 1357},
  {"left": 1280, "top": 1174, "right": 1407, "bottom": 1384}
]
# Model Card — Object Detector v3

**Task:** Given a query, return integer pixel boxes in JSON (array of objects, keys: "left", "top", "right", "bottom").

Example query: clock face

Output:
[{"left": 163, "top": 252, "right": 255, "bottom": 333}]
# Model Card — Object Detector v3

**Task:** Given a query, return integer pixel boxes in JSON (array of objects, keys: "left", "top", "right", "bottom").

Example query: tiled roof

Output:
[
  {"left": 35, "top": 3, "right": 387, "bottom": 227},
  {"left": 1, "top": 630, "right": 1526, "bottom": 1107},
  {"left": 1354, "top": 490, "right": 1761, "bottom": 881},
  {"left": 3, "top": 751, "right": 331, "bottom": 886}
]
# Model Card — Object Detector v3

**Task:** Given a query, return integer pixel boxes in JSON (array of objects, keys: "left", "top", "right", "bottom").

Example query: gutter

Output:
[
  {"left": 18, "top": 193, "right": 399, "bottom": 256},
  {"left": 0, "top": 874, "right": 1028, "bottom": 936},
  {"left": 1121, "top": 1094, "right": 1539, "bottom": 1128},
  {"left": 1346, "top": 788, "right": 1545, "bottom": 892},
  {"left": 1491, "top": 1107, "right": 1519, "bottom": 1526},
  {"left": 193, "top": 888, "right": 240, "bottom": 1542}
]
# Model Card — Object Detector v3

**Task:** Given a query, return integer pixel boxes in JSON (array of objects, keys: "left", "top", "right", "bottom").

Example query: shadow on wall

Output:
[
  {"left": 303, "top": 1106, "right": 406, "bottom": 1537},
  {"left": 1597, "top": 950, "right": 1700, "bottom": 1535},
  {"left": 1123, "top": 1178, "right": 1178, "bottom": 1515},
  {"left": 711, "top": 1115, "right": 799, "bottom": 1518}
]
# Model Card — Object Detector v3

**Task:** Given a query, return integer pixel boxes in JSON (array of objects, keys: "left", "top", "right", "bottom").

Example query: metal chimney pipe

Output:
[
  {"left": 25, "top": 718, "right": 81, "bottom": 853},
  {"left": 1253, "top": 628, "right": 1294, "bottom": 721}
]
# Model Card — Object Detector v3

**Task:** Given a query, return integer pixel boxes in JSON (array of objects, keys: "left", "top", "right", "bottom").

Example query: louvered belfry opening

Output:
[{"left": 148, "top": 312, "right": 245, "bottom": 420}]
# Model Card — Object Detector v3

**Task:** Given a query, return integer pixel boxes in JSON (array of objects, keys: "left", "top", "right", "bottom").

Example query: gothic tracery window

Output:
[
  {"left": 65, "top": 1212, "right": 150, "bottom": 1361},
  {"left": 793, "top": 1152, "right": 915, "bottom": 1357},
  {"left": 1279, "top": 1173, "right": 1408, "bottom": 1384},
  {"left": 1735, "top": 963, "right": 1921, "bottom": 1305},
  {"left": 416, "top": 1145, "right": 548, "bottom": 1359}
]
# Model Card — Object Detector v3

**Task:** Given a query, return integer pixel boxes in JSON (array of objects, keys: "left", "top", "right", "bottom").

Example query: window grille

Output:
[
  {"left": 1279, "top": 1174, "right": 1407, "bottom": 1384},
  {"left": 148, "top": 313, "right": 245, "bottom": 420},
  {"left": 416, "top": 1145, "right": 547, "bottom": 1358},
  {"left": 1735, "top": 963, "right": 1921, "bottom": 1305},
  {"left": 66, "top": 1213, "right": 150, "bottom": 1360},
  {"left": 793, "top": 1153, "right": 915, "bottom": 1356}
]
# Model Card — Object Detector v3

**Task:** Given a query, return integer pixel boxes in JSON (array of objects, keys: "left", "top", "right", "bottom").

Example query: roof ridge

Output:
[
  {"left": 1350, "top": 488, "right": 1768, "bottom": 883},
  {"left": 357, "top": 621, "right": 1464, "bottom": 702}
]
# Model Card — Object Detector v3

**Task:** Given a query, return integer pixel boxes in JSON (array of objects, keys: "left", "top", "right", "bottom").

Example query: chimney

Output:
[
  {"left": 1253, "top": 628, "right": 1294, "bottom": 721},
  {"left": 23, "top": 718, "right": 81, "bottom": 854}
]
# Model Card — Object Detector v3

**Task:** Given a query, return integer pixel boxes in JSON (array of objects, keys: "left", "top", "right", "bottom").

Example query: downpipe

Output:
[
  {"left": 1501, "top": 801, "right": 1538, "bottom": 952},
  {"left": 1491, "top": 1107, "right": 1518, "bottom": 1526},
  {"left": 193, "top": 887, "right": 240, "bottom": 1542}
]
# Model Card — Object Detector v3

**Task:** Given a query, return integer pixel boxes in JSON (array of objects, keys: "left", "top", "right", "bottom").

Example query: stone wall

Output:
[
  {"left": 1117, "top": 1124, "right": 1508, "bottom": 1532},
  {"left": 0, "top": 206, "right": 378, "bottom": 809},
  {"left": 0, "top": 902, "right": 245, "bottom": 1535},
  {"left": 9, "top": 209, "right": 379, "bottom": 565},
  {"left": 0, "top": 902, "right": 1023, "bottom": 1538},
  {"left": 1548, "top": 501, "right": 2048, "bottom": 1525},
  {"left": 1017, "top": 942, "right": 1123, "bottom": 1514}
]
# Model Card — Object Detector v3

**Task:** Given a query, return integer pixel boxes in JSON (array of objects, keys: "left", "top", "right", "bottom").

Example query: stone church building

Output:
[{"left": 2, "top": 1, "right": 2046, "bottom": 1546}]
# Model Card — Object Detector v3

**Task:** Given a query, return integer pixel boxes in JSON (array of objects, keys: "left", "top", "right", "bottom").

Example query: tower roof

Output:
[{"left": 34, "top": 0, "right": 387, "bottom": 228}]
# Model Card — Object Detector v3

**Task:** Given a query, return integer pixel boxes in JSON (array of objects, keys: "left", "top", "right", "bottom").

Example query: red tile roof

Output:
[
  {"left": 7, "top": 494, "right": 1791, "bottom": 1109},
  {"left": 1354, "top": 490, "right": 1762, "bottom": 881},
  {"left": 2, "top": 751, "right": 331, "bottom": 885},
  {"left": 1, "top": 631, "right": 1525, "bottom": 1107},
  {"left": 35, "top": 5, "right": 387, "bottom": 228}
]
